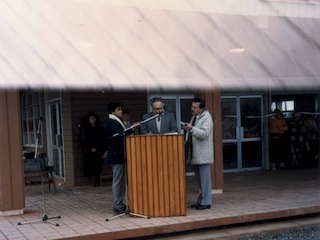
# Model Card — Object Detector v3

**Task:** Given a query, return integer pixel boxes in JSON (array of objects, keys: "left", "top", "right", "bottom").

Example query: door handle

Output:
[{"left": 236, "top": 127, "right": 239, "bottom": 139}]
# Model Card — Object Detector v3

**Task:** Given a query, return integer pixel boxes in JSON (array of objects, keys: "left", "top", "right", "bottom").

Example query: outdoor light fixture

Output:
[
  {"left": 229, "top": 48, "right": 246, "bottom": 53},
  {"left": 78, "top": 42, "right": 95, "bottom": 48}
]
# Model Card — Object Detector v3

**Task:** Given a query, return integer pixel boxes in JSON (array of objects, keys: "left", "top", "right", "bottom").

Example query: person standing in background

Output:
[
  {"left": 288, "top": 111, "right": 307, "bottom": 168},
  {"left": 304, "top": 114, "right": 318, "bottom": 168},
  {"left": 80, "top": 111, "right": 104, "bottom": 187},
  {"left": 140, "top": 97, "right": 177, "bottom": 134},
  {"left": 122, "top": 109, "right": 131, "bottom": 128},
  {"left": 269, "top": 109, "right": 288, "bottom": 171},
  {"left": 183, "top": 98, "right": 214, "bottom": 210}
]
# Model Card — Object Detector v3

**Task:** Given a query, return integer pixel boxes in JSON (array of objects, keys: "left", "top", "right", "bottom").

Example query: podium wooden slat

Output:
[
  {"left": 151, "top": 137, "right": 159, "bottom": 216},
  {"left": 126, "top": 134, "right": 186, "bottom": 217},
  {"left": 146, "top": 138, "right": 153, "bottom": 216},
  {"left": 167, "top": 136, "right": 175, "bottom": 215}
]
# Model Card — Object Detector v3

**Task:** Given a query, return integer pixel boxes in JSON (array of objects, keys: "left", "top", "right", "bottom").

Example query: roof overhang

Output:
[{"left": 1, "top": 0, "right": 320, "bottom": 90}]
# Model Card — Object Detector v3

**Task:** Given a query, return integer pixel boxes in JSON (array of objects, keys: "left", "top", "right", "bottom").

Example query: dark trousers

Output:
[{"left": 270, "top": 137, "right": 287, "bottom": 168}]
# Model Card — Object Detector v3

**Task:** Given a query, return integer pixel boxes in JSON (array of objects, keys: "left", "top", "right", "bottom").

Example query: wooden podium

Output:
[{"left": 126, "top": 134, "right": 186, "bottom": 217}]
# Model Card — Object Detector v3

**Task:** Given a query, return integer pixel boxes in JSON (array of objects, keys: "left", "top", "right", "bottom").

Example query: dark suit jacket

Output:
[
  {"left": 105, "top": 118, "right": 133, "bottom": 164},
  {"left": 140, "top": 111, "right": 178, "bottom": 134}
]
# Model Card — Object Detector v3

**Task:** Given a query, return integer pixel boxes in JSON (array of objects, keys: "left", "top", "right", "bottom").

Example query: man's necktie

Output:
[{"left": 156, "top": 115, "right": 161, "bottom": 132}]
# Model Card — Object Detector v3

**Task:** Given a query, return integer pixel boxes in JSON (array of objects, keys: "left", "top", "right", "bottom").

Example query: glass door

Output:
[
  {"left": 48, "top": 101, "right": 64, "bottom": 178},
  {"left": 221, "top": 97, "right": 238, "bottom": 170},
  {"left": 222, "top": 96, "right": 263, "bottom": 171},
  {"left": 240, "top": 96, "right": 263, "bottom": 169}
]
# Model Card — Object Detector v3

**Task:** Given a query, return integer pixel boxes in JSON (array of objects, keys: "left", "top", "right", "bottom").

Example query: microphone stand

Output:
[
  {"left": 108, "top": 114, "right": 160, "bottom": 139},
  {"left": 18, "top": 118, "right": 61, "bottom": 227},
  {"left": 106, "top": 114, "right": 159, "bottom": 221}
]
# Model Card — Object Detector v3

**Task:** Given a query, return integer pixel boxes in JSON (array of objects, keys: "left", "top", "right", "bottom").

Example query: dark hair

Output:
[
  {"left": 150, "top": 97, "right": 163, "bottom": 106},
  {"left": 193, "top": 98, "right": 205, "bottom": 109},
  {"left": 82, "top": 111, "right": 100, "bottom": 127},
  {"left": 86, "top": 111, "right": 98, "bottom": 119},
  {"left": 107, "top": 102, "right": 122, "bottom": 113}
]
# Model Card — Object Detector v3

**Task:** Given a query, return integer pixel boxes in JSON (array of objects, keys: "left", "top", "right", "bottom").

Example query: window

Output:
[
  {"left": 271, "top": 100, "right": 294, "bottom": 111},
  {"left": 271, "top": 100, "right": 294, "bottom": 119},
  {"left": 21, "top": 92, "right": 44, "bottom": 146},
  {"left": 148, "top": 94, "right": 194, "bottom": 133},
  {"left": 281, "top": 100, "right": 294, "bottom": 111}
]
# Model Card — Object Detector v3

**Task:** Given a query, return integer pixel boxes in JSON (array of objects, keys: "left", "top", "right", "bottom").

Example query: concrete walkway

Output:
[
  {"left": 1, "top": 168, "right": 319, "bottom": 240},
  {"left": 151, "top": 215, "right": 320, "bottom": 239}
]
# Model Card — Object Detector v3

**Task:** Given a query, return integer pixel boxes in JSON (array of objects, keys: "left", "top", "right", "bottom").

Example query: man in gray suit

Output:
[
  {"left": 183, "top": 98, "right": 213, "bottom": 210},
  {"left": 140, "top": 97, "right": 178, "bottom": 134}
]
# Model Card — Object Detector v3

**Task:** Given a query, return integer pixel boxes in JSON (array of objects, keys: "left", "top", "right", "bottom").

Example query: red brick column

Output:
[
  {"left": 212, "top": 89, "right": 224, "bottom": 192},
  {"left": 197, "top": 89, "right": 224, "bottom": 192},
  {"left": 0, "top": 90, "right": 25, "bottom": 215}
]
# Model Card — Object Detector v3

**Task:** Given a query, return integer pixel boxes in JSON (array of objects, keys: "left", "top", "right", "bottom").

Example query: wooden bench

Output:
[{"left": 24, "top": 158, "right": 56, "bottom": 192}]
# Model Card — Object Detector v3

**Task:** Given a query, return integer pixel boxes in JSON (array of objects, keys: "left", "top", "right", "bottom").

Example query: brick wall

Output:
[{"left": 62, "top": 90, "right": 148, "bottom": 186}]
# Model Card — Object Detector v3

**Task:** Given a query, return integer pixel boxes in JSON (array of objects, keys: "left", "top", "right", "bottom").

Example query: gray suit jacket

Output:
[{"left": 140, "top": 112, "right": 178, "bottom": 134}]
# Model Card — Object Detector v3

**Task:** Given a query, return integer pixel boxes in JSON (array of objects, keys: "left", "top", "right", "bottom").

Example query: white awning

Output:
[{"left": 1, "top": 0, "right": 320, "bottom": 90}]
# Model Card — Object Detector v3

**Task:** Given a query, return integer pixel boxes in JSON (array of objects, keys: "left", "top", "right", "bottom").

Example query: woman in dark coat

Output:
[{"left": 80, "top": 111, "right": 104, "bottom": 187}]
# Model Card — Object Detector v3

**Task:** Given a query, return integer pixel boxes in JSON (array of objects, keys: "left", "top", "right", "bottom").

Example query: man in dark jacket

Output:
[{"left": 105, "top": 102, "right": 134, "bottom": 215}]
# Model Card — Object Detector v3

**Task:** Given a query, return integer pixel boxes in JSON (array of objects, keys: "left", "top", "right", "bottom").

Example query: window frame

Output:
[{"left": 21, "top": 91, "right": 44, "bottom": 147}]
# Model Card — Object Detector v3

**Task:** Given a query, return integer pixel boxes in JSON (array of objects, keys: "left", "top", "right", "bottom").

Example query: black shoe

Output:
[
  {"left": 190, "top": 203, "right": 200, "bottom": 208},
  {"left": 196, "top": 204, "right": 211, "bottom": 210},
  {"left": 119, "top": 204, "right": 127, "bottom": 212},
  {"left": 113, "top": 208, "right": 126, "bottom": 215}
]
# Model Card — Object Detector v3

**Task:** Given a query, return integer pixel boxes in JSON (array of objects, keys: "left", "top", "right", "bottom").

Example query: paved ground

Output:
[
  {"left": 148, "top": 215, "right": 320, "bottom": 239},
  {"left": 238, "top": 216, "right": 320, "bottom": 240},
  {"left": 0, "top": 168, "right": 319, "bottom": 239}
]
